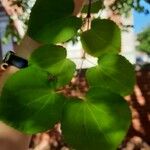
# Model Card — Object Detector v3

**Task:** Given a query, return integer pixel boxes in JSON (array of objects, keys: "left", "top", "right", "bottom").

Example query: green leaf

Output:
[
  {"left": 61, "top": 87, "right": 131, "bottom": 150},
  {"left": 0, "top": 67, "right": 66, "bottom": 134},
  {"left": 29, "top": 45, "right": 67, "bottom": 69},
  {"left": 86, "top": 54, "right": 135, "bottom": 96},
  {"left": 47, "top": 59, "right": 76, "bottom": 88},
  {"left": 28, "top": 0, "right": 82, "bottom": 44},
  {"left": 82, "top": 0, "right": 103, "bottom": 13},
  {"left": 29, "top": 45, "right": 76, "bottom": 88},
  {"left": 80, "top": 19, "right": 121, "bottom": 57}
]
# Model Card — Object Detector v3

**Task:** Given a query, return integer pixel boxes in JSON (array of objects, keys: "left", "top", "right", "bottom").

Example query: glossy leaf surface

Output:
[
  {"left": 28, "top": 0, "right": 82, "bottom": 44},
  {"left": 81, "top": 19, "right": 121, "bottom": 57},
  {"left": 86, "top": 54, "right": 135, "bottom": 96},
  {"left": 62, "top": 87, "right": 131, "bottom": 150},
  {"left": 0, "top": 67, "right": 66, "bottom": 134}
]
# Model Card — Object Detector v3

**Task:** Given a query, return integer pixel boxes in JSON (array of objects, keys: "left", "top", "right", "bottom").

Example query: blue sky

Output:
[{"left": 133, "top": 0, "right": 150, "bottom": 33}]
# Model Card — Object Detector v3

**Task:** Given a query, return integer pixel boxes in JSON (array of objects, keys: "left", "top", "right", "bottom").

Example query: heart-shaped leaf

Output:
[
  {"left": 61, "top": 87, "right": 131, "bottom": 150},
  {"left": 0, "top": 67, "right": 66, "bottom": 134},
  {"left": 86, "top": 54, "right": 135, "bottom": 96},
  {"left": 28, "top": 0, "right": 82, "bottom": 44},
  {"left": 29, "top": 45, "right": 67, "bottom": 69},
  {"left": 81, "top": 19, "right": 121, "bottom": 57},
  {"left": 29, "top": 45, "right": 76, "bottom": 88}
]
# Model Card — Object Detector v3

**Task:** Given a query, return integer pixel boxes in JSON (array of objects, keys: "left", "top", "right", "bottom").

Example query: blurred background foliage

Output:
[{"left": 137, "top": 26, "right": 150, "bottom": 55}]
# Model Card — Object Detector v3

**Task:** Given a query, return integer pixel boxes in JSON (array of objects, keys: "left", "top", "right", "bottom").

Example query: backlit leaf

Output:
[
  {"left": 28, "top": 0, "right": 82, "bottom": 44},
  {"left": 29, "top": 45, "right": 76, "bottom": 88},
  {"left": 86, "top": 54, "right": 135, "bottom": 96},
  {"left": 0, "top": 67, "right": 66, "bottom": 134},
  {"left": 47, "top": 59, "right": 76, "bottom": 88},
  {"left": 29, "top": 45, "right": 67, "bottom": 69},
  {"left": 81, "top": 19, "right": 121, "bottom": 57},
  {"left": 61, "top": 87, "right": 131, "bottom": 150}
]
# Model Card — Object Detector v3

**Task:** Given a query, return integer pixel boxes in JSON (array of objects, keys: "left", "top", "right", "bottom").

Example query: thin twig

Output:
[{"left": 77, "top": 0, "right": 92, "bottom": 77}]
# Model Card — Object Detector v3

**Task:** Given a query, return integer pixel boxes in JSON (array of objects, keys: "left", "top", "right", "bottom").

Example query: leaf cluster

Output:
[
  {"left": 0, "top": 0, "right": 136, "bottom": 149},
  {"left": 2, "top": 0, "right": 150, "bottom": 44}
]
